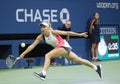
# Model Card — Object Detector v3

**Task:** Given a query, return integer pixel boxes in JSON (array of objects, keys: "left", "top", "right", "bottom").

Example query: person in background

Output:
[
  {"left": 89, "top": 12, "right": 100, "bottom": 61},
  {"left": 57, "top": 20, "right": 71, "bottom": 41}
]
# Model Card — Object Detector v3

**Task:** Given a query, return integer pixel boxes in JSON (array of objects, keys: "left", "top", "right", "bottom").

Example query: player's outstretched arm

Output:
[
  {"left": 19, "top": 34, "right": 43, "bottom": 59},
  {"left": 53, "top": 30, "right": 88, "bottom": 37}
]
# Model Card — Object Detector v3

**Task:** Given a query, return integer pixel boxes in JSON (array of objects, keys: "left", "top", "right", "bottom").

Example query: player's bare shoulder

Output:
[
  {"left": 36, "top": 34, "right": 43, "bottom": 41},
  {"left": 51, "top": 29, "right": 60, "bottom": 35}
]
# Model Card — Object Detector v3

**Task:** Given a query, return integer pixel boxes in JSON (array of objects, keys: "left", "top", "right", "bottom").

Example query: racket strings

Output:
[{"left": 6, "top": 56, "right": 16, "bottom": 68}]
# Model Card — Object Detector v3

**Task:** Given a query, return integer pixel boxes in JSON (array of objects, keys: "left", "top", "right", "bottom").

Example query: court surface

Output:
[{"left": 0, "top": 59, "right": 120, "bottom": 84}]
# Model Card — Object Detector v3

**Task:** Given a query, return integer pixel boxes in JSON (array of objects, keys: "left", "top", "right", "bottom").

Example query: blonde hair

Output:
[{"left": 46, "top": 21, "right": 53, "bottom": 30}]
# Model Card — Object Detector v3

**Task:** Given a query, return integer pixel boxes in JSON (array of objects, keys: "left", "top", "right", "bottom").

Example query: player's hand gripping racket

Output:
[{"left": 6, "top": 55, "right": 20, "bottom": 68}]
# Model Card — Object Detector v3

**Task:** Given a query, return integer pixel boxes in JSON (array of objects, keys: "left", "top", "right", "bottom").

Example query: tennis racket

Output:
[{"left": 6, "top": 55, "right": 20, "bottom": 68}]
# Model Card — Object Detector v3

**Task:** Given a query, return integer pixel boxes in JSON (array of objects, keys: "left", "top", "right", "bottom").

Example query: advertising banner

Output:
[
  {"left": 98, "top": 25, "right": 119, "bottom": 60},
  {"left": 0, "top": 0, "right": 119, "bottom": 34}
]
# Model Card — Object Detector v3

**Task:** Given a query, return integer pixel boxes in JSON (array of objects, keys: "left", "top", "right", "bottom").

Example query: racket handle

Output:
[
  {"left": 13, "top": 57, "right": 20, "bottom": 64},
  {"left": 16, "top": 57, "right": 20, "bottom": 60}
]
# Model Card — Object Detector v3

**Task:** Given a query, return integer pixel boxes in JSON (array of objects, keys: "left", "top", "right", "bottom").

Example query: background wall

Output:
[{"left": 0, "top": 0, "right": 120, "bottom": 68}]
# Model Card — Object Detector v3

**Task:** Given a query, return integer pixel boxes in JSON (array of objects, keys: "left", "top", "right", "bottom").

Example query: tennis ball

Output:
[{"left": 21, "top": 43, "right": 26, "bottom": 48}]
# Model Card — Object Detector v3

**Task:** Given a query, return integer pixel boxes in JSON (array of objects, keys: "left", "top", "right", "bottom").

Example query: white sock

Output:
[
  {"left": 93, "top": 65, "right": 97, "bottom": 71},
  {"left": 42, "top": 70, "right": 47, "bottom": 75}
]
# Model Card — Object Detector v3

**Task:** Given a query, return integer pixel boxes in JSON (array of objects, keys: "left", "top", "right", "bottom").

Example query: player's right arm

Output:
[{"left": 19, "top": 34, "right": 43, "bottom": 59}]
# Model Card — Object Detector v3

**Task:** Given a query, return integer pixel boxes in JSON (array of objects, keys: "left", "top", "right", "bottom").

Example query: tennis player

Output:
[{"left": 19, "top": 21, "right": 102, "bottom": 80}]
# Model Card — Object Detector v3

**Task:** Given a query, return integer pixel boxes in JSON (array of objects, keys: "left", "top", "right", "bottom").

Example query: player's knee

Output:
[{"left": 45, "top": 53, "right": 52, "bottom": 59}]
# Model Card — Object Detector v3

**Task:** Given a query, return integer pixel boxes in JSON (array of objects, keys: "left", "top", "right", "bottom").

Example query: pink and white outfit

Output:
[{"left": 44, "top": 31, "right": 72, "bottom": 53}]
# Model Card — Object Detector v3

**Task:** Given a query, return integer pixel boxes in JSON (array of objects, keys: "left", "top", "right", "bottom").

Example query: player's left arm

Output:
[{"left": 52, "top": 30, "right": 88, "bottom": 37}]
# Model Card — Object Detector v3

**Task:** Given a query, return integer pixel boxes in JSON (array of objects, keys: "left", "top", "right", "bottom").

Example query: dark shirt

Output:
[
  {"left": 57, "top": 24, "right": 71, "bottom": 39},
  {"left": 91, "top": 18, "right": 100, "bottom": 43},
  {"left": 91, "top": 19, "right": 100, "bottom": 36}
]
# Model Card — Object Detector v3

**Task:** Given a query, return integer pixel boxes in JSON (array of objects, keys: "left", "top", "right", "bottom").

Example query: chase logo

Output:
[{"left": 16, "top": 8, "right": 70, "bottom": 24}]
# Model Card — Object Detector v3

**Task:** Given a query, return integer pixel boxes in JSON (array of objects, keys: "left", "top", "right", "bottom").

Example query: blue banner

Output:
[{"left": 0, "top": 0, "right": 119, "bottom": 34}]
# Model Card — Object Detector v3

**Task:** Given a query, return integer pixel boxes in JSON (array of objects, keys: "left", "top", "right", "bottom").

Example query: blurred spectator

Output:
[{"left": 57, "top": 20, "right": 71, "bottom": 41}]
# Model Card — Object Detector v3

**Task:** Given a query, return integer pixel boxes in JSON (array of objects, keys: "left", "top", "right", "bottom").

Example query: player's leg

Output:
[
  {"left": 66, "top": 51, "right": 94, "bottom": 68},
  {"left": 43, "top": 48, "right": 68, "bottom": 71},
  {"left": 33, "top": 47, "right": 68, "bottom": 80},
  {"left": 65, "top": 51, "right": 102, "bottom": 78}
]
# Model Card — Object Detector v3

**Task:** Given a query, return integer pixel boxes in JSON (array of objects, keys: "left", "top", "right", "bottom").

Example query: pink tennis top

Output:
[{"left": 44, "top": 31, "right": 72, "bottom": 49}]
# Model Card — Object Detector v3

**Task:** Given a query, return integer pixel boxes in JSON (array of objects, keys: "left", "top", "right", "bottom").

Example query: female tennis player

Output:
[{"left": 19, "top": 21, "right": 102, "bottom": 80}]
